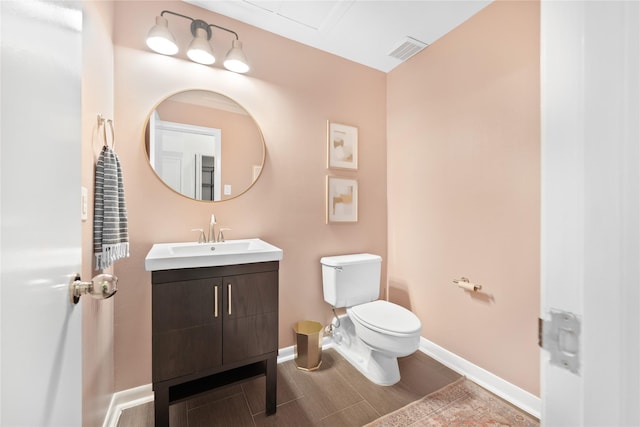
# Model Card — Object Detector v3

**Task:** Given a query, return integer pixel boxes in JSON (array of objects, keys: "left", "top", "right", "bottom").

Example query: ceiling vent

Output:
[{"left": 388, "top": 37, "right": 428, "bottom": 61}]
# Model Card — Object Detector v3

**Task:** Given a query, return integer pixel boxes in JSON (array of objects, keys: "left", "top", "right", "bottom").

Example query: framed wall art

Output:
[
  {"left": 326, "top": 176, "right": 358, "bottom": 223},
  {"left": 327, "top": 121, "right": 358, "bottom": 170}
]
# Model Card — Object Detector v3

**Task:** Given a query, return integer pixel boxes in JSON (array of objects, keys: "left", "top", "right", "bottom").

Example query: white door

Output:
[
  {"left": 152, "top": 120, "right": 222, "bottom": 201},
  {"left": 1, "top": 1, "right": 83, "bottom": 425},
  {"left": 541, "top": 1, "right": 640, "bottom": 425}
]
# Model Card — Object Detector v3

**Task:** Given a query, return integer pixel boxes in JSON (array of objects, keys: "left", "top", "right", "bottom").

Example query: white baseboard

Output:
[
  {"left": 419, "top": 337, "right": 541, "bottom": 418},
  {"left": 277, "top": 336, "right": 335, "bottom": 364},
  {"left": 102, "top": 383, "right": 154, "bottom": 427},
  {"left": 102, "top": 336, "right": 541, "bottom": 425}
]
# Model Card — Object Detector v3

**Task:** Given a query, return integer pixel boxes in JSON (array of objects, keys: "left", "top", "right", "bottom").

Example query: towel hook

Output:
[{"left": 97, "top": 114, "right": 115, "bottom": 150}]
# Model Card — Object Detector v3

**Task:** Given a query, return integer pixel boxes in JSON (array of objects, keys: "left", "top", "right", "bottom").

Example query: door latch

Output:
[
  {"left": 69, "top": 273, "right": 118, "bottom": 304},
  {"left": 539, "top": 310, "right": 581, "bottom": 375}
]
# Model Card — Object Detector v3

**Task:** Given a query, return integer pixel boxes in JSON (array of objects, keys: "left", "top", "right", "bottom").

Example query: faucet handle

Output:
[
  {"left": 191, "top": 228, "right": 206, "bottom": 244},
  {"left": 217, "top": 228, "right": 231, "bottom": 243}
]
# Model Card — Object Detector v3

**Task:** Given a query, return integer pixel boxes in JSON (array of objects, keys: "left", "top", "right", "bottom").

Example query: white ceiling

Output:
[{"left": 185, "top": 0, "right": 492, "bottom": 72}]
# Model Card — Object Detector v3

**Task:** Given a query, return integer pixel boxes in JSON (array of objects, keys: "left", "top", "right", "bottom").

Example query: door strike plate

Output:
[{"left": 539, "top": 310, "right": 581, "bottom": 375}]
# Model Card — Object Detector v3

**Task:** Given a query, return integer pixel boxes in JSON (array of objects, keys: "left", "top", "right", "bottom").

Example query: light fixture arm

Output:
[
  {"left": 208, "top": 23, "right": 239, "bottom": 41},
  {"left": 159, "top": 10, "right": 239, "bottom": 41}
]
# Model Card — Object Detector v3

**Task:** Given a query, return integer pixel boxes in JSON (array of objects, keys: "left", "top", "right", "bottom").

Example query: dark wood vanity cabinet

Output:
[{"left": 151, "top": 261, "right": 279, "bottom": 426}]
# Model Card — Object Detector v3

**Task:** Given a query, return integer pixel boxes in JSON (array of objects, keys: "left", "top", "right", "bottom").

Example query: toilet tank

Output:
[{"left": 320, "top": 253, "right": 382, "bottom": 308}]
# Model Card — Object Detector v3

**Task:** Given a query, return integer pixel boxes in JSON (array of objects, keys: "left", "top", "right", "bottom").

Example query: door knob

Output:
[{"left": 69, "top": 273, "right": 118, "bottom": 304}]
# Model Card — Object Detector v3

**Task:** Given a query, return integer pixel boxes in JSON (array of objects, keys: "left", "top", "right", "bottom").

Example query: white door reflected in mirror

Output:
[
  {"left": 150, "top": 113, "right": 222, "bottom": 201},
  {"left": 144, "top": 90, "right": 265, "bottom": 202}
]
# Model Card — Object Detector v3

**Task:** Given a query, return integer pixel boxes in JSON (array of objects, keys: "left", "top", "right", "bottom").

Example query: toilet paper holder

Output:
[{"left": 453, "top": 277, "right": 482, "bottom": 292}]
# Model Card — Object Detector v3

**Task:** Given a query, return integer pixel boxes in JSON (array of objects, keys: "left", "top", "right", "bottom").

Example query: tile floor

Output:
[{"left": 117, "top": 348, "right": 462, "bottom": 427}]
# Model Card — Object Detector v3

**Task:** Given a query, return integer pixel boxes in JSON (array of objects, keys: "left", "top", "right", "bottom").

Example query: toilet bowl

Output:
[
  {"left": 347, "top": 300, "right": 421, "bottom": 357},
  {"left": 321, "top": 254, "right": 422, "bottom": 385}
]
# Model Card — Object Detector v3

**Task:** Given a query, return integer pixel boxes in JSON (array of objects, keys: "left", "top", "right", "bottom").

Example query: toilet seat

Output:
[{"left": 347, "top": 300, "right": 421, "bottom": 337}]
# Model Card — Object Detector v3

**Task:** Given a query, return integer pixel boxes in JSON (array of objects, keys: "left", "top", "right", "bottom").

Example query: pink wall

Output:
[
  {"left": 387, "top": 0, "right": 540, "bottom": 396},
  {"left": 112, "top": 1, "right": 387, "bottom": 391},
  {"left": 89, "top": 0, "right": 542, "bottom": 400},
  {"left": 81, "top": 2, "right": 115, "bottom": 425}
]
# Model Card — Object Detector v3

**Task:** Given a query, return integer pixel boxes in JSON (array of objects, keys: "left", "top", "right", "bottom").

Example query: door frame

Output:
[{"left": 540, "top": 1, "right": 640, "bottom": 425}]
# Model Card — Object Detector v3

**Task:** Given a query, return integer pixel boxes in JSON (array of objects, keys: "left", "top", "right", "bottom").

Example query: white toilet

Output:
[{"left": 321, "top": 253, "right": 422, "bottom": 385}]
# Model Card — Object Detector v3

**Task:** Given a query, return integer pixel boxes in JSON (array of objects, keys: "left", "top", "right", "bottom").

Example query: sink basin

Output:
[
  {"left": 169, "top": 240, "right": 253, "bottom": 256},
  {"left": 145, "top": 238, "right": 283, "bottom": 271}
]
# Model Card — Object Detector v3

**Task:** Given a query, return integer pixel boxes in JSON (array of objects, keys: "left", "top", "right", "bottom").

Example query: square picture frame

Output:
[
  {"left": 327, "top": 121, "right": 358, "bottom": 170},
  {"left": 326, "top": 176, "right": 358, "bottom": 223}
]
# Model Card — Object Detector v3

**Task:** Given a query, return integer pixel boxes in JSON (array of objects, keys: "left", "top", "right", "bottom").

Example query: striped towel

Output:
[{"left": 94, "top": 145, "right": 129, "bottom": 270}]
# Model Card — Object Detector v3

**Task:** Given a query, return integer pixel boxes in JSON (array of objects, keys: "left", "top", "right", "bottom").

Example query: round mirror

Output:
[{"left": 144, "top": 90, "right": 265, "bottom": 202}]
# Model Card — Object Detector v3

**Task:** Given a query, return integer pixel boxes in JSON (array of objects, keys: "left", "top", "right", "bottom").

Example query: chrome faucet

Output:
[
  {"left": 191, "top": 228, "right": 206, "bottom": 243},
  {"left": 208, "top": 214, "right": 216, "bottom": 243},
  {"left": 217, "top": 228, "right": 231, "bottom": 243}
]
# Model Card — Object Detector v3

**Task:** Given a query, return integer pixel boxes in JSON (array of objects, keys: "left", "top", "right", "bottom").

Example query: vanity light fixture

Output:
[{"left": 146, "top": 10, "right": 250, "bottom": 73}]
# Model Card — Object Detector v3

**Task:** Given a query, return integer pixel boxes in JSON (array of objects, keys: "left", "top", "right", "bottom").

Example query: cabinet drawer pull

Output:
[
  {"left": 214, "top": 285, "right": 219, "bottom": 318},
  {"left": 228, "top": 284, "right": 232, "bottom": 315}
]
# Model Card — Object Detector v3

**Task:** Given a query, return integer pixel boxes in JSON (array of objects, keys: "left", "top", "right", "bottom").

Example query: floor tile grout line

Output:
[
  {"left": 251, "top": 395, "right": 307, "bottom": 423},
  {"left": 316, "top": 399, "right": 383, "bottom": 425},
  {"left": 186, "top": 390, "right": 246, "bottom": 412},
  {"left": 239, "top": 389, "right": 258, "bottom": 427},
  {"left": 282, "top": 353, "right": 370, "bottom": 424},
  {"left": 324, "top": 353, "right": 370, "bottom": 404}
]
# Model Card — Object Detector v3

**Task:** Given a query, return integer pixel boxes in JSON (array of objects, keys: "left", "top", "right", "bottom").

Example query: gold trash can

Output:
[{"left": 294, "top": 321, "right": 323, "bottom": 371}]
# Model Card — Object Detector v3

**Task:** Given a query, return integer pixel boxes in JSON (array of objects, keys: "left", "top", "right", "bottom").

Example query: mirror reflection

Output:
[{"left": 144, "top": 90, "right": 265, "bottom": 201}]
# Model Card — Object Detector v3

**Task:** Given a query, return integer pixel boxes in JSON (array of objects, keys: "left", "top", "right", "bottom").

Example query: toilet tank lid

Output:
[{"left": 320, "top": 253, "right": 382, "bottom": 267}]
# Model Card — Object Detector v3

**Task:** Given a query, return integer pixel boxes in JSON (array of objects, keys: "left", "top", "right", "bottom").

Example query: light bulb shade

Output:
[
  {"left": 146, "top": 15, "right": 178, "bottom": 55},
  {"left": 224, "top": 39, "right": 250, "bottom": 73},
  {"left": 187, "top": 27, "right": 215, "bottom": 65}
]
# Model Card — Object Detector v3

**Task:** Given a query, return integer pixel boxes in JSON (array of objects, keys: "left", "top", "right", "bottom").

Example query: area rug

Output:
[{"left": 365, "top": 378, "right": 539, "bottom": 427}]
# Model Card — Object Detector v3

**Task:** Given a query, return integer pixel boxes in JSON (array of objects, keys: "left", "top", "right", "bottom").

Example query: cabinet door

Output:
[
  {"left": 152, "top": 278, "right": 223, "bottom": 382},
  {"left": 223, "top": 271, "right": 278, "bottom": 364}
]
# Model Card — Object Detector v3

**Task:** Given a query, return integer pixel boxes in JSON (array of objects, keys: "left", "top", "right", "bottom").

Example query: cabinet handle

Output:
[
  {"left": 214, "top": 285, "right": 219, "bottom": 318},
  {"left": 228, "top": 284, "right": 232, "bottom": 315}
]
